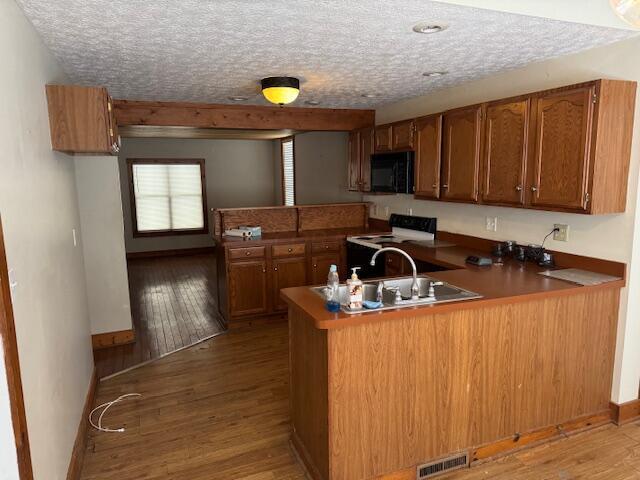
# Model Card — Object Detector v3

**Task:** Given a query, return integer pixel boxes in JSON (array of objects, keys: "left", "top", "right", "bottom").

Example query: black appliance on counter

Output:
[
  {"left": 346, "top": 214, "right": 440, "bottom": 279},
  {"left": 370, "top": 151, "right": 414, "bottom": 193}
]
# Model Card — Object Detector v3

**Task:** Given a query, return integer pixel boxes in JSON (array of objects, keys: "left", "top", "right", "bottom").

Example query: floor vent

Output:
[{"left": 417, "top": 452, "right": 469, "bottom": 479}]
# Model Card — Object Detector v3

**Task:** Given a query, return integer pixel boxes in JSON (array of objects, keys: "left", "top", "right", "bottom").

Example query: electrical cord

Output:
[
  {"left": 541, "top": 227, "right": 560, "bottom": 249},
  {"left": 89, "top": 393, "right": 142, "bottom": 433}
]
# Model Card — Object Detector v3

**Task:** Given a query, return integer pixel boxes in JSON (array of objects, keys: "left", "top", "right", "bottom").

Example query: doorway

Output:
[{"left": 0, "top": 215, "right": 33, "bottom": 479}]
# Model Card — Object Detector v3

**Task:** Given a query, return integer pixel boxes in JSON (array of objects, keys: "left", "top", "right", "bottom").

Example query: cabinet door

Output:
[
  {"left": 384, "top": 252, "right": 408, "bottom": 277},
  {"left": 414, "top": 115, "right": 442, "bottom": 199},
  {"left": 392, "top": 120, "right": 415, "bottom": 150},
  {"left": 228, "top": 260, "right": 268, "bottom": 316},
  {"left": 482, "top": 100, "right": 529, "bottom": 205},
  {"left": 442, "top": 106, "right": 482, "bottom": 202},
  {"left": 272, "top": 257, "right": 307, "bottom": 311},
  {"left": 348, "top": 130, "right": 361, "bottom": 191},
  {"left": 530, "top": 87, "right": 594, "bottom": 211},
  {"left": 359, "top": 127, "right": 374, "bottom": 192},
  {"left": 311, "top": 254, "right": 341, "bottom": 285},
  {"left": 375, "top": 125, "right": 392, "bottom": 152}
]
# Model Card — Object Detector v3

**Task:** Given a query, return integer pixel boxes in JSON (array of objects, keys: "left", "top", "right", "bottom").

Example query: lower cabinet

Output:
[
  {"left": 311, "top": 254, "right": 341, "bottom": 285},
  {"left": 271, "top": 257, "right": 307, "bottom": 311},
  {"left": 228, "top": 260, "right": 268, "bottom": 316}
]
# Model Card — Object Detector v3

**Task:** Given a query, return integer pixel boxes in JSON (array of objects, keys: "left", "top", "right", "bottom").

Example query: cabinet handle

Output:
[
  {"left": 313, "top": 264, "right": 317, "bottom": 268},
  {"left": 442, "top": 184, "right": 449, "bottom": 189},
  {"left": 287, "top": 248, "right": 293, "bottom": 252},
  {"left": 274, "top": 267, "right": 278, "bottom": 271},
  {"left": 262, "top": 268, "right": 266, "bottom": 273},
  {"left": 432, "top": 183, "right": 437, "bottom": 189},
  {"left": 531, "top": 186, "right": 538, "bottom": 192},
  {"left": 245, "top": 251, "right": 251, "bottom": 256},
  {"left": 325, "top": 245, "right": 329, "bottom": 249},
  {"left": 515, "top": 185, "right": 523, "bottom": 191}
]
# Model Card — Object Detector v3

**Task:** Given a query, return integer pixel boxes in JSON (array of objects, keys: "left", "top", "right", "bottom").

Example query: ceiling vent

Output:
[{"left": 416, "top": 452, "right": 469, "bottom": 479}]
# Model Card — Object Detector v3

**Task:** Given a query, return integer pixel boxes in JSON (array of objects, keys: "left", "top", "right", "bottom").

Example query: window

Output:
[
  {"left": 127, "top": 159, "right": 207, "bottom": 236},
  {"left": 281, "top": 137, "right": 296, "bottom": 206}
]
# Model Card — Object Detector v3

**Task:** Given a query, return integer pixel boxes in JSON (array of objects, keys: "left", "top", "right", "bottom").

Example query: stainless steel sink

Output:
[{"left": 311, "top": 275, "right": 482, "bottom": 314}]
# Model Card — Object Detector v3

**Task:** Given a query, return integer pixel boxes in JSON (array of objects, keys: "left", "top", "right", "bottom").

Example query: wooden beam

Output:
[{"left": 113, "top": 100, "right": 375, "bottom": 131}]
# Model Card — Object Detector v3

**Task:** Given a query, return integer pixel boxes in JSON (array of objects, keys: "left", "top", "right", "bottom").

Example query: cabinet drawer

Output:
[
  {"left": 272, "top": 243, "right": 306, "bottom": 257},
  {"left": 228, "top": 246, "right": 265, "bottom": 260},
  {"left": 311, "top": 241, "right": 342, "bottom": 253}
]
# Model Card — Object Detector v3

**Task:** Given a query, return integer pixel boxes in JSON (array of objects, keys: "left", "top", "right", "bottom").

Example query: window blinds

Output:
[
  {"left": 132, "top": 163, "right": 204, "bottom": 232},
  {"left": 282, "top": 139, "right": 295, "bottom": 206}
]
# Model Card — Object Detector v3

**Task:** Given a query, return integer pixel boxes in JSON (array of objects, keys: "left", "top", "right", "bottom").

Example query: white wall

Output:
[
  {"left": 0, "top": 0, "right": 94, "bottom": 478},
  {"left": 75, "top": 157, "right": 132, "bottom": 335},
  {"left": 367, "top": 35, "right": 640, "bottom": 403},
  {"left": 118, "top": 138, "right": 277, "bottom": 253},
  {"left": 274, "top": 132, "right": 363, "bottom": 205},
  {"left": 0, "top": 341, "right": 19, "bottom": 480}
]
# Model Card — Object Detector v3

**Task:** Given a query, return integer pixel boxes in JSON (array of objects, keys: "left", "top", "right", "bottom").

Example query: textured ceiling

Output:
[{"left": 17, "top": 0, "right": 636, "bottom": 108}]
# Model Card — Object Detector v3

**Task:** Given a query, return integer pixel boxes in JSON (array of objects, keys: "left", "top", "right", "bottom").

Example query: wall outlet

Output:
[
  {"left": 72, "top": 228, "right": 78, "bottom": 247},
  {"left": 384, "top": 206, "right": 390, "bottom": 218},
  {"left": 485, "top": 216, "right": 498, "bottom": 232},
  {"left": 407, "top": 208, "right": 413, "bottom": 216},
  {"left": 553, "top": 224, "right": 569, "bottom": 242}
]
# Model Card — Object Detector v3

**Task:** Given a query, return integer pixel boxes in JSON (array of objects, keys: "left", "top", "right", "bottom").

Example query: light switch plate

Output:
[
  {"left": 554, "top": 224, "right": 569, "bottom": 242},
  {"left": 485, "top": 217, "right": 498, "bottom": 232}
]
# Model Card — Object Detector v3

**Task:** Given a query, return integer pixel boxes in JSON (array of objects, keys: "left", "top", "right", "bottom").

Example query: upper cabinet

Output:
[
  {"left": 441, "top": 106, "right": 482, "bottom": 202},
  {"left": 46, "top": 85, "right": 121, "bottom": 155},
  {"left": 530, "top": 87, "right": 594, "bottom": 211},
  {"left": 374, "top": 124, "right": 392, "bottom": 152},
  {"left": 382, "top": 78, "right": 636, "bottom": 215},
  {"left": 374, "top": 120, "right": 414, "bottom": 153},
  {"left": 414, "top": 114, "right": 442, "bottom": 199},
  {"left": 482, "top": 99, "right": 529, "bottom": 206},
  {"left": 348, "top": 127, "right": 374, "bottom": 192}
]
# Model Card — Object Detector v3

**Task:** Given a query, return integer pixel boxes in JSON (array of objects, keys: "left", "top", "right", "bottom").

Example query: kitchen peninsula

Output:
[
  {"left": 213, "top": 203, "right": 388, "bottom": 326},
  {"left": 281, "top": 232, "right": 624, "bottom": 480}
]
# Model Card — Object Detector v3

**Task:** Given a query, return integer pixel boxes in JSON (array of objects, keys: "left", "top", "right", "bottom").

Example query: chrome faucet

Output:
[{"left": 370, "top": 247, "right": 420, "bottom": 300}]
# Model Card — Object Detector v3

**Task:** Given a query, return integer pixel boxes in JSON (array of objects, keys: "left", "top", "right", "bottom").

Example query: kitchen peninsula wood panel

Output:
[
  {"left": 297, "top": 204, "right": 368, "bottom": 231},
  {"left": 286, "top": 288, "right": 620, "bottom": 479}
]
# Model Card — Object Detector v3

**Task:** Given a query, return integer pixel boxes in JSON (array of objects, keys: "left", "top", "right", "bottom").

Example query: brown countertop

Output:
[
  {"left": 280, "top": 240, "right": 625, "bottom": 330},
  {"left": 214, "top": 227, "right": 391, "bottom": 246}
]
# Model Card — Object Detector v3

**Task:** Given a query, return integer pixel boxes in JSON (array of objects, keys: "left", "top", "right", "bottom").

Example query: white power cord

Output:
[{"left": 89, "top": 393, "right": 142, "bottom": 433}]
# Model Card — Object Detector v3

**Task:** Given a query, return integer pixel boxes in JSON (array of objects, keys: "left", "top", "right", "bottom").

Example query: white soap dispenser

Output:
[{"left": 347, "top": 267, "right": 363, "bottom": 310}]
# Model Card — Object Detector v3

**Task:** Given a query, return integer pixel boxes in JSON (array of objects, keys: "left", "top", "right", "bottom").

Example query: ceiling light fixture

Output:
[
  {"left": 610, "top": 0, "right": 640, "bottom": 27},
  {"left": 412, "top": 22, "right": 448, "bottom": 34},
  {"left": 228, "top": 96, "right": 248, "bottom": 101},
  {"left": 423, "top": 71, "right": 448, "bottom": 77},
  {"left": 261, "top": 77, "right": 300, "bottom": 106}
]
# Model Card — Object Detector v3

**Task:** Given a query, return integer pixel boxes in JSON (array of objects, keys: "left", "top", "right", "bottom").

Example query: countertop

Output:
[
  {"left": 280, "top": 240, "right": 626, "bottom": 330},
  {"left": 214, "top": 227, "right": 390, "bottom": 246}
]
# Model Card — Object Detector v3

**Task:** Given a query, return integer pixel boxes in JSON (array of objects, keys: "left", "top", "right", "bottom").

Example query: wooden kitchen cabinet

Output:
[
  {"left": 271, "top": 257, "right": 307, "bottom": 311},
  {"left": 441, "top": 105, "right": 482, "bottom": 202},
  {"left": 529, "top": 86, "right": 594, "bottom": 211},
  {"left": 45, "top": 85, "right": 120, "bottom": 154},
  {"left": 374, "top": 124, "right": 393, "bottom": 152},
  {"left": 228, "top": 260, "right": 268, "bottom": 316},
  {"left": 482, "top": 99, "right": 529, "bottom": 206},
  {"left": 414, "top": 114, "right": 442, "bottom": 199},
  {"left": 348, "top": 130, "right": 361, "bottom": 191},
  {"left": 392, "top": 120, "right": 415, "bottom": 150},
  {"left": 348, "top": 127, "right": 373, "bottom": 192},
  {"left": 311, "top": 254, "right": 341, "bottom": 285}
]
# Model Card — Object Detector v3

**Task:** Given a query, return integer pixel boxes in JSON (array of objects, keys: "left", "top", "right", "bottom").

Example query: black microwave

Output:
[{"left": 370, "top": 152, "right": 415, "bottom": 193}]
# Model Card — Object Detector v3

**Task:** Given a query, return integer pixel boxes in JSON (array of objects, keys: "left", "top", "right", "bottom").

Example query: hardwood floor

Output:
[
  {"left": 93, "top": 254, "right": 225, "bottom": 378},
  {"left": 82, "top": 320, "right": 640, "bottom": 480}
]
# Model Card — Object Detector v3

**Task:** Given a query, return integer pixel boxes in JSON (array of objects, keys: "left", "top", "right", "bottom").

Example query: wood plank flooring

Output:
[
  {"left": 93, "top": 254, "right": 225, "bottom": 379},
  {"left": 83, "top": 320, "right": 640, "bottom": 480}
]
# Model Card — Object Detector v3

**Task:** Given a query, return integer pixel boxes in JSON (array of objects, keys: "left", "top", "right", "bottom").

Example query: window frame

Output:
[
  {"left": 280, "top": 136, "right": 296, "bottom": 206},
  {"left": 127, "top": 158, "right": 209, "bottom": 237}
]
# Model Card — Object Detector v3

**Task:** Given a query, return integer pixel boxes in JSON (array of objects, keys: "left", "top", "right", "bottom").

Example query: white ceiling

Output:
[{"left": 17, "top": 0, "right": 637, "bottom": 109}]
